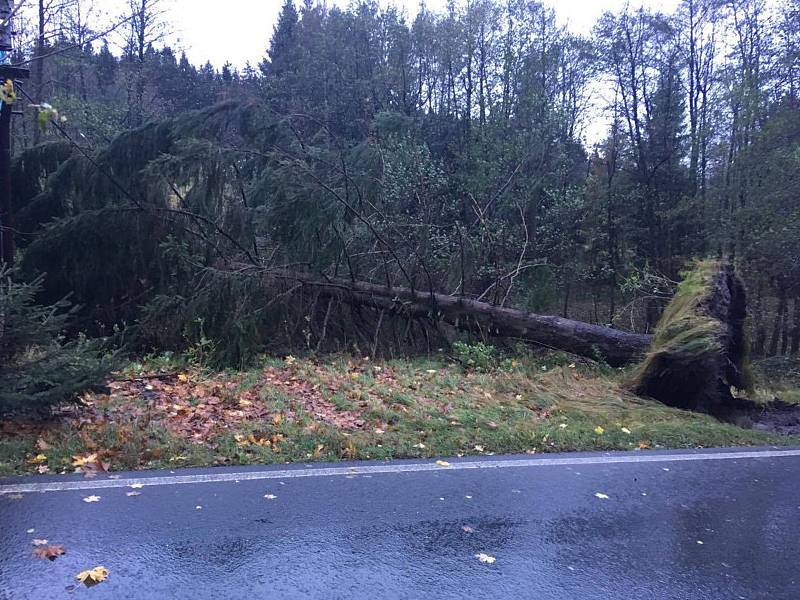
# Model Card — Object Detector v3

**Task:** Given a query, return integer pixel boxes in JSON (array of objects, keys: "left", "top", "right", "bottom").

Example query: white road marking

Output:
[{"left": 1, "top": 448, "right": 799, "bottom": 495}]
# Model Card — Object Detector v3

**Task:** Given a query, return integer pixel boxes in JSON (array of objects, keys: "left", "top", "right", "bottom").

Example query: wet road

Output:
[{"left": 2, "top": 448, "right": 800, "bottom": 599}]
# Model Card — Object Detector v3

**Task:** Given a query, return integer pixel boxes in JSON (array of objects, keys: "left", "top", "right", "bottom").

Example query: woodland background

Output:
[{"left": 4, "top": 0, "right": 800, "bottom": 369}]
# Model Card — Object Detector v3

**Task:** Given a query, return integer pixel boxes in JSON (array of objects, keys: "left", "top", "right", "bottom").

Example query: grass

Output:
[{"left": 0, "top": 351, "right": 796, "bottom": 477}]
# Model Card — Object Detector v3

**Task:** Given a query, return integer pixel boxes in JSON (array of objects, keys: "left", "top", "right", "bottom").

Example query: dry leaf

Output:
[
  {"left": 28, "top": 454, "right": 48, "bottom": 465},
  {"left": 475, "top": 553, "right": 496, "bottom": 564},
  {"left": 82, "top": 495, "right": 101, "bottom": 503},
  {"left": 72, "top": 453, "right": 98, "bottom": 468},
  {"left": 177, "top": 373, "right": 189, "bottom": 383},
  {"left": 33, "top": 545, "right": 65, "bottom": 561},
  {"left": 435, "top": 460, "right": 450, "bottom": 467},
  {"left": 75, "top": 566, "right": 109, "bottom": 586}
]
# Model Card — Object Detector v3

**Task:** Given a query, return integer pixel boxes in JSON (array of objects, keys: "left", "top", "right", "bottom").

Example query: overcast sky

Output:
[{"left": 159, "top": 0, "right": 682, "bottom": 69}]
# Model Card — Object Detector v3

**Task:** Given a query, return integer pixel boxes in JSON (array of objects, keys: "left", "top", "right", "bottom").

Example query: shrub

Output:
[
  {"left": 0, "top": 268, "right": 115, "bottom": 413},
  {"left": 452, "top": 341, "right": 498, "bottom": 372}
]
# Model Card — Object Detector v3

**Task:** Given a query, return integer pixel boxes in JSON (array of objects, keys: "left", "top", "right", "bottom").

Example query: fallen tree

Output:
[{"left": 246, "top": 268, "right": 653, "bottom": 367}]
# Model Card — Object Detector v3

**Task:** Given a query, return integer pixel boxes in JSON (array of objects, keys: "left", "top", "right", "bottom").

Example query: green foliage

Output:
[
  {"left": 0, "top": 268, "right": 115, "bottom": 414},
  {"left": 452, "top": 341, "right": 498, "bottom": 372}
]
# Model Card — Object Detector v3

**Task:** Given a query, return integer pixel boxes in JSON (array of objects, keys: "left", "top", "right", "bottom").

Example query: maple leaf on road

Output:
[
  {"left": 33, "top": 545, "right": 66, "bottom": 561},
  {"left": 76, "top": 566, "right": 109, "bottom": 586}
]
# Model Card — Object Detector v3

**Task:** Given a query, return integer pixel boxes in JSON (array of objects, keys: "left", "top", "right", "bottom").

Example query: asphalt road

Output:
[{"left": 2, "top": 448, "right": 800, "bottom": 599}]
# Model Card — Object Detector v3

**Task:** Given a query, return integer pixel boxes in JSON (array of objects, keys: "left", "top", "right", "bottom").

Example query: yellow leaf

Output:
[
  {"left": 272, "top": 413, "right": 283, "bottom": 426},
  {"left": 72, "top": 453, "right": 98, "bottom": 468},
  {"left": 75, "top": 566, "right": 109, "bottom": 585},
  {"left": 177, "top": 373, "right": 189, "bottom": 383},
  {"left": 239, "top": 399, "right": 253, "bottom": 407},
  {"left": 435, "top": 460, "right": 450, "bottom": 467},
  {"left": 28, "top": 454, "right": 48, "bottom": 465},
  {"left": 594, "top": 426, "right": 605, "bottom": 435}
]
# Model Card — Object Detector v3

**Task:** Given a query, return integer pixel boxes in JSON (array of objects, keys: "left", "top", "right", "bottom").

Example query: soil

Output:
[{"left": 722, "top": 398, "right": 800, "bottom": 436}]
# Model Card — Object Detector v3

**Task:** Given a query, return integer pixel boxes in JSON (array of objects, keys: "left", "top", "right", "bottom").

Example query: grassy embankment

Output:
[{"left": 2, "top": 350, "right": 796, "bottom": 476}]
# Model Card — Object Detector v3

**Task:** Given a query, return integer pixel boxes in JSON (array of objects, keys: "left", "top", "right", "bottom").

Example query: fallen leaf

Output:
[
  {"left": 621, "top": 427, "right": 632, "bottom": 434},
  {"left": 82, "top": 495, "right": 101, "bottom": 503},
  {"left": 559, "top": 423, "right": 568, "bottom": 429},
  {"left": 37, "top": 465, "right": 50, "bottom": 474},
  {"left": 435, "top": 460, "right": 450, "bottom": 467},
  {"left": 273, "top": 412, "right": 283, "bottom": 427},
  {"left": 32, "top": 539, "right": 48, "bottom": 546},
  {"left": 475, "top": 553, "right": 496, "bottom": 564},
  {"left": 177, "top": 373, "right": 189, "bottom": 383},
  {"left": 594, "top": 426, "right": 605, "bottom": 435},
  {"left": 72, "top": 453, "right": 98, "bottom": 468},
  {"left": 594, "top": 492, "right": 610, "bottom": 500},
  {"left": 75, "top": 566, "right": 109, "bottom": 586},
  {"left": 28, "top": 454, "right": 48, "bottom": 465},
  {"left": 33, "top": 545, "right": 65, "bottom": 561}
]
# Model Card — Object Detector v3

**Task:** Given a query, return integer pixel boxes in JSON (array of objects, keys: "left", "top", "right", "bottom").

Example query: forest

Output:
[{"left": 1, "top": 0, "right": 799, "bottom": 469}]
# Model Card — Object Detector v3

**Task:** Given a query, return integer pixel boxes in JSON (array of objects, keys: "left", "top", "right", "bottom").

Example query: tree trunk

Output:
[
  {"left": 791, "top": 296, "right": 800, "bottom": 355},
  {"left": 769, "top": 287, "right": 787, "bottom": 356},
  {"left": 254, "top": 269, "right": 652, "bottom": 366}
]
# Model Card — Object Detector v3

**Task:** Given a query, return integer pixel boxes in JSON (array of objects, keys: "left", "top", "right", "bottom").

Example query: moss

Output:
[{"left": 631, "top": 260, "right": 750, "bottom": 413}]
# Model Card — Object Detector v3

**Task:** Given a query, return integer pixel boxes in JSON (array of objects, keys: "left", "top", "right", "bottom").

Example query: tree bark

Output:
[
  {"left": 254, "top": 269, "right": 652, "bottom": 366},
  {"left": 791, "top": 295, "right": 800, "bottom": 355}
]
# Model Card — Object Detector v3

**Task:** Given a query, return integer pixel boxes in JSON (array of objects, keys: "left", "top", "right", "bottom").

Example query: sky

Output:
[{"left": 156, "top": 0, "right": 682, "bottom": 69}]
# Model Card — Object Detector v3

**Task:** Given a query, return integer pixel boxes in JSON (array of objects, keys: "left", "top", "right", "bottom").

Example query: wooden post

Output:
[{"left": 0, "top": 0, "right": 30, "bottom": 266}]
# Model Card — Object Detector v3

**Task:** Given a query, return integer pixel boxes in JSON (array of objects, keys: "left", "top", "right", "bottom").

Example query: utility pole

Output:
[{"left": 0, "top": 0, "right": 30, "bottom": 266}]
